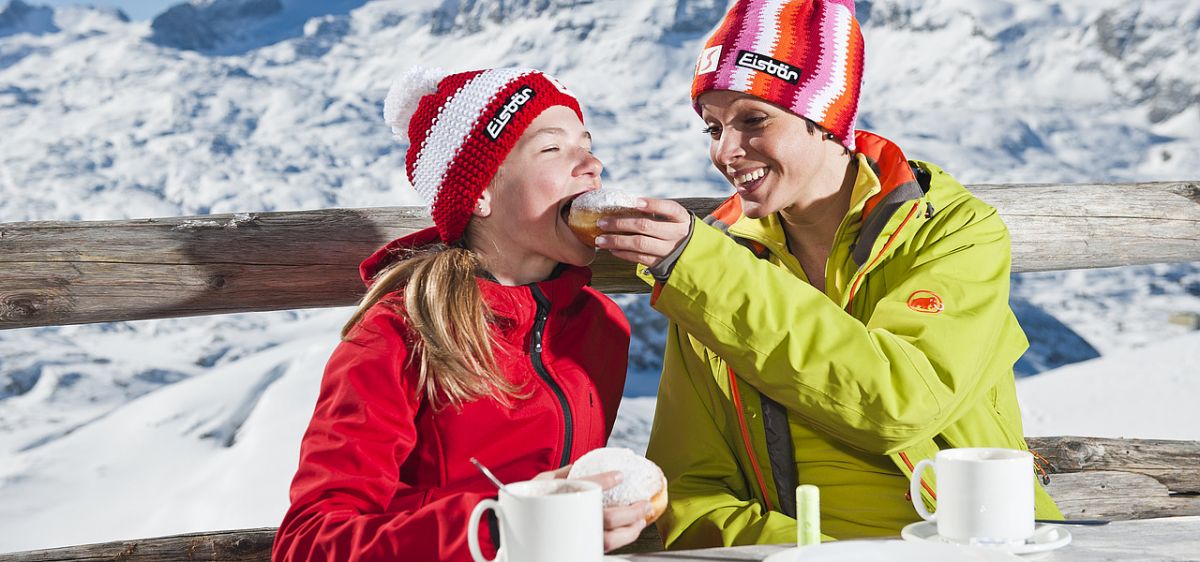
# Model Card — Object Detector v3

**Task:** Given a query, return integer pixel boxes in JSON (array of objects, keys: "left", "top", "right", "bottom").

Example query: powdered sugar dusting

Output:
[
  {"left": 571, "top": 189, "right": 642, "bottom": 211},
  {"left": 568, "top": 447, "right": 663, "bottom": 506}
]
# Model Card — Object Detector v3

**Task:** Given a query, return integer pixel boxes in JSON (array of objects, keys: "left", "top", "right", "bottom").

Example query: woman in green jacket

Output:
[{"left": 594, "top": 0, "right": 1063, "bottom": 548}]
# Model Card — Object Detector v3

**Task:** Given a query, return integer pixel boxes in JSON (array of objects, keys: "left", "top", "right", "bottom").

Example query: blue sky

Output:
[{"left": 31, "top": 0, "right": 178, "bottom": 20}]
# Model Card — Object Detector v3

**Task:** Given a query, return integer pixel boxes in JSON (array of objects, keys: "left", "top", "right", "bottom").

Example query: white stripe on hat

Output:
[
  {"left": 729, "top": 0, "right": 788, "bottom": 92},
  {"left": 804, "top": 3, "right": 853, "bottom": 123},
  {"left": 410, "top": 68, "right": 533, "bottom": 205}
]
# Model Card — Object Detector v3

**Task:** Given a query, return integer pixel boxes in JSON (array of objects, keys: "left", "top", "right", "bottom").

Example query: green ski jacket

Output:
[{"left": 641, "top": 130, "right": 1063, "bottom": 549}]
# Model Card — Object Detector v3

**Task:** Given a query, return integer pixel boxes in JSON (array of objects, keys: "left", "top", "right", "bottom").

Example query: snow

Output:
[
  {"left": 1018, "top": 332, "right": 1200, "bottom": 441},
  {"left": 0, "top": 0, "right": 1198, "bottom": 554}
]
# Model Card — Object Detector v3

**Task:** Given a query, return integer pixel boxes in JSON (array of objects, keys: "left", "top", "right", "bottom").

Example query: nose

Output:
[
  {"left": 712, "top": 128, "right": 745, "bottom": 169},
  {"left": 575, "top": 149, "right": 603, "bottom": 182}
]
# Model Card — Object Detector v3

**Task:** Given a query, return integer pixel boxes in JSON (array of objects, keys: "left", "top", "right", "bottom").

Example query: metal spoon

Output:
[{"left": 470, "top": 457, "right": 512, "bottom": 495}]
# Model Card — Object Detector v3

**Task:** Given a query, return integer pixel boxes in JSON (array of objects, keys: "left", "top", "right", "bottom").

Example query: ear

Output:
[{"left": 473, "top": 188, "right": 493, "bottom": 218}]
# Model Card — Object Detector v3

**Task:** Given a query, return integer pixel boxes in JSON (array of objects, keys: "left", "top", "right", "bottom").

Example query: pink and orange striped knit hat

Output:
[
  {"left": 691, "top": 0, "right": 864, "bottom": 151},
  {"left": 383, "top": 67, "right": 583, "bottom": 243}
]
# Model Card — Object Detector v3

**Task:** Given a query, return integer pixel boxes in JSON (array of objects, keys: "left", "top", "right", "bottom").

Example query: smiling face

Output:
[
  {"left": 470, "top": 105, "right": 602, "bottom": 275},
  {"left": 698, "top": 90, "right": 850, "bottom": 220}
]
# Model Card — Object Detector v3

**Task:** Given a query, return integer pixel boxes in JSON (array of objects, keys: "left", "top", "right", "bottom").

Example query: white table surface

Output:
[{"left": 619, "top": 516, "right": 1200, "bottom": 561}]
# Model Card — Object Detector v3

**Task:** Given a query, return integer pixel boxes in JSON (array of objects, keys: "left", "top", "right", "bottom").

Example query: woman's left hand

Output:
[
  {"left": 594, "top": 197, "right": 691, "bottom": 267},
  {"left": 534, "top": 465, "right": 651, "bottom": 552}
]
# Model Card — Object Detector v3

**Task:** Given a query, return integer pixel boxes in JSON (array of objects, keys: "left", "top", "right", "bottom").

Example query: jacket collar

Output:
[{"left": 359, "top": 227, "right": 593, "bottom": 333}]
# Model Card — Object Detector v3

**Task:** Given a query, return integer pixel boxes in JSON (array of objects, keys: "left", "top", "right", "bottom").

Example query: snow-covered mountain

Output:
[{"left": 1, "top": 0, "right": 1198, "bottom": 553}]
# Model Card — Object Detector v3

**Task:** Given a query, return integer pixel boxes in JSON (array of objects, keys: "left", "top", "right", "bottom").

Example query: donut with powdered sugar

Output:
[
  {"left": 566, "top": 189, "right": 647, "bottom": 247},
  {"left": 568, "top": 447, "right": 668, "bottom": 524}
]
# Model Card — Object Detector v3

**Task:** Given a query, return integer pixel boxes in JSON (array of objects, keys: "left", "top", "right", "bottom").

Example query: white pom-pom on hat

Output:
[{"left": 383, "top": 66, "right": 447, "bottom": 142}]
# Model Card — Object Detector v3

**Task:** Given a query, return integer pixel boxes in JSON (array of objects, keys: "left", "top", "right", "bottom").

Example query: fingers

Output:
[
  {"left": 597, "top": 215, "right": 688, "bottom": 240},
  {"left": 596, "top": 233, "right": 682, "bottom": 264},
  {"left": 602, "top": 501, "right": 652, "bottom": 552},
  {"left": 574, "top": 470, "right": 622, "bottom": 491},
  {"left": 594, "top": 200, "right": 690, "bottom": 266},
  {"left": 604, "top": 521, "right": 646, "bottom": 552},
  {"left": 636, "top": 198, "right": 690, "bottom": 222},
  {"left": 604, "top": 500, "right": 651, "bottom": 529}
]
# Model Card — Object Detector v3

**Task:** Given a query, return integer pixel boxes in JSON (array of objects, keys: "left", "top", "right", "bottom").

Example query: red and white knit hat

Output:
[
  {"left": 384, "top": 67, "right": 584, "bottom": 243},
  {"left": 692, "top": 0, "right": 864, "bottom": 151}
]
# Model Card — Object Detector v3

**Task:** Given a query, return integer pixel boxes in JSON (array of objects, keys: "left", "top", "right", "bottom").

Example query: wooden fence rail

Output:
[
  {"left": 2, "top": 181, "right": 1199, "bottom": 330},
  {"left": 2, "top": 183, "right": 1199, "bottom": 559},
  {"left": 2, "top": 436, "right": 1196, "bottom": 561}
]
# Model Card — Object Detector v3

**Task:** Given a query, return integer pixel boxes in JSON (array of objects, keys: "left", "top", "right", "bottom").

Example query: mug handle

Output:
[
  {"left": 910, "top": 459, "right": 936, "bottom": 521},
  {"left": 468, "top": 499, "right": 504, "bottom": 562}
]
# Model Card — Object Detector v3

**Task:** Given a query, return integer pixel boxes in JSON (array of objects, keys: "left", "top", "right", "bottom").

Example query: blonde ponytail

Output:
[{"left": 342, "top": 244, "right": 527, "bottom": 410}]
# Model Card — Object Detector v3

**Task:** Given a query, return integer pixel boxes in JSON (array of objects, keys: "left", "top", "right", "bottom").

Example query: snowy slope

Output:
[
  {"left": 1018, "top": 332, "right": 1200, "bottom": 441},
  {"left": 1, "top": 0, "right": 1198, "bottom": 553},
  {"left": 0, "top": 308, "right": 342, "bottom": 549}
]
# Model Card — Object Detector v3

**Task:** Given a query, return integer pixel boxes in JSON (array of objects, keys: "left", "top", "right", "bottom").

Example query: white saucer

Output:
[
  {"left": 763, "top": 540, "right": 1021, "bottom": 561},
  {"left": 901, "top": 521, "right": 1072, "bottom": 555}
]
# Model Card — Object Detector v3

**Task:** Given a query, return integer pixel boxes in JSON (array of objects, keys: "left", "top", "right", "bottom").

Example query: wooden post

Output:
[{"left": 2, "top": 181, "right": 1198, "bottom": 330}]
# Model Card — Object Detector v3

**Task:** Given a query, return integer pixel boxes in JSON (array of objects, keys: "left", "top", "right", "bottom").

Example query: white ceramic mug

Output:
[
  {"left": 468, "top": 479, "right": 603, "bottom": 562},
  {"left": 910, "top": 448, "right": 1035, "bottom": 545}
]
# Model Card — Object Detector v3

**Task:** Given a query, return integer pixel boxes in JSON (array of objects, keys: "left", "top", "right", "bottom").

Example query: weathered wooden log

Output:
[
  {"left": 3, "top": 181, "right": 1198, "bottom": 329},
  {"left": 1026, "top": 436, "right": 1200, "bottom": 495},
  {"left": 0, "top": 528, "right": 275, "bottom": 562},
  {"left": 1043, "top": 471, "right": 1200, "bottom": 520}
]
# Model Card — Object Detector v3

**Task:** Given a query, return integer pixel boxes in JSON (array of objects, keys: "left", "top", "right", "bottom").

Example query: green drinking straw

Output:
[{"left": 796, "top": 484, "right": 820, "bottom": 546}]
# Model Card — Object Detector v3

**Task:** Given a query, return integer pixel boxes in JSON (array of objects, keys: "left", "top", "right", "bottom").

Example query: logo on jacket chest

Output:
[{"left": 907, "top": 290, "right": 944, "bottom": 314}]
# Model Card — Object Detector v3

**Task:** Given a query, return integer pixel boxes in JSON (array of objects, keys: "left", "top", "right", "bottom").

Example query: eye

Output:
[
  {"left": 540, "top": 145, "right": 560, "bottom": 153},
  {"left": 743, "top": 115, "right": 767, "bottom": 127},
  {"left": 701, "top": 125, "right": 721, "bottom": 139}
]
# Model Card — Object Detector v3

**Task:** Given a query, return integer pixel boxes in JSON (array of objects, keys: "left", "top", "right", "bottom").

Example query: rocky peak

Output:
[
  {"left": 149, "top": 0, "right": 284, "bottom": 51},
  {"left": 0, "top": 0, "right": 57, "bottom": 37}
]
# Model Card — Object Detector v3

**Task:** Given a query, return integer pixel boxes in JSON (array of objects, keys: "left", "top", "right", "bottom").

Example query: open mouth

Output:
[
  {"left": 734, "top": 168, "right": 768, "bottom": 193},
  {"left": 560, "top": 194, "right": 579, "bottom": 222}
]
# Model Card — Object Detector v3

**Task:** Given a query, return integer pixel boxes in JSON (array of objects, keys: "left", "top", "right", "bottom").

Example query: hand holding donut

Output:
[
  {"left": 534, "top": 448, "right": 667, "bottom": 553},
  {"left": 574, "top": 194, "right": 691, "bottom": 267},
  {"left": 566, "top": 189, "right": 650, "bottom": 248},
  {"left": 568, "top": 447, "right": 668, "bottom": 525}
]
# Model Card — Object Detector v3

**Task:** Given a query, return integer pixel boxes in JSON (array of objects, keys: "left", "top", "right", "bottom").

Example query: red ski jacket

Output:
[{"left": 273, "top": 227, "right": 630, "bottom": 562}]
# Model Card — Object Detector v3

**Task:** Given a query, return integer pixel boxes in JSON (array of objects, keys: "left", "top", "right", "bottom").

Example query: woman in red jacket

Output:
[{"left": 272, "top": 67, "right": 645, "bottom": 561}]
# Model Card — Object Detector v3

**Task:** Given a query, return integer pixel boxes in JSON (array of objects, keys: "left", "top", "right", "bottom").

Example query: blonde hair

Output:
[{"left": 342, "top": 241, "right": 528, "bottom": 410}]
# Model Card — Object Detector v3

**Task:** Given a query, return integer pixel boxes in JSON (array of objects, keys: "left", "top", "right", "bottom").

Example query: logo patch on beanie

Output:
[
  {"left": 485, "top": 85, "right": 536, "bottom": 140},
  {"left": 696, "top": 45, "right": 722, "bottom": 76},
  {"left": 736, "top": 50, "right": 801, "bottom": 85},
  {"left": 906, "top": 290, "right": 944, "bottom": 314}
]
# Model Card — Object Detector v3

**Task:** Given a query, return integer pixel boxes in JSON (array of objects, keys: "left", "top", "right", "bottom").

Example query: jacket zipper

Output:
[
  {"left": 727, "top": 368, "right": 775, "bottom": 512},
  {"left": 529, "top": 285, "right": 573, "bottom": 468}
]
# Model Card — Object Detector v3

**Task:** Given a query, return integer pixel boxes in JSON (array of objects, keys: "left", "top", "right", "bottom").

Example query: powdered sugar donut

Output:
[
  {"left": 568, "top": 447, "right": 668, "bottom": 524},
  {"left": 566, "top": 189, "right": 647, "bottom": 247}
]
